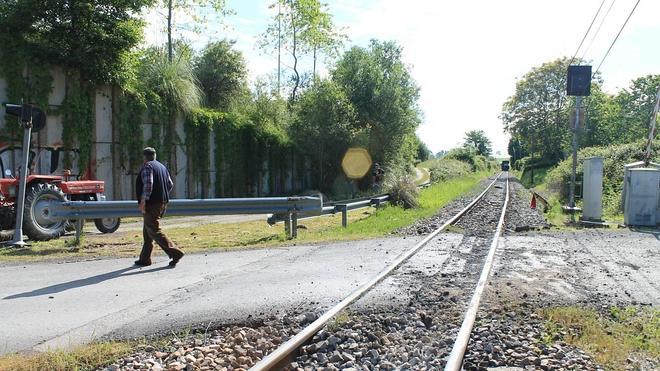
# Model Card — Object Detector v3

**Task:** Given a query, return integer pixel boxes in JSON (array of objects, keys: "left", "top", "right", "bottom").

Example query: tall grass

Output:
[
  {"left": 543, "top": 306, "right": 659, "bottom": 370},
  {"left": 0, "top": 342, "right": 134, "bottom": 371}
]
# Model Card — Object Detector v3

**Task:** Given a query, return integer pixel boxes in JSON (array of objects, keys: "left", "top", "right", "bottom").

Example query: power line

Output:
[
  {"left": 594, "top": 0, "right": 641, "bottom": 75},
  {"left": 580, "top": 0, "right": 617, "bottom": 61},
  {"left": 570, "top": 0, "right": 607, "bottom": 66}
]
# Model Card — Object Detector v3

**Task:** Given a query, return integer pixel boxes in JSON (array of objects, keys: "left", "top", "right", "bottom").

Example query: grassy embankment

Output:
[
  {"left": 0, "top": 171, "right": 492, "bottom": 264},
  {"left": 542, "top": 306, "right": 659, "bottom": 370}
]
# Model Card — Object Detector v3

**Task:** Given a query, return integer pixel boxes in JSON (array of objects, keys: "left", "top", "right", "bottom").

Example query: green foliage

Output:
[
  {"left": 186, "top": 107, "right": 296, "bottom": 197},
  {"left": 415, "top": 139, "right": 432, "bottom": 162},
  {"left": 445, "top": 147, "right": 491, "bottom": 172},
  {"left": 260, "top": 0, "right": 345, "bottom": 98},
  {"left": 463, "top": 129, "right": 492, "bottom": 156},
  {"left": 59, "top": 81, "right": 94, "bottom": 172},
  {"left": 428, "top": 158, "right": 472, "bottom": 183},
  {"left": 333, "top": 40, "right": 421, "bottom": 168},
  {"left": 502, "top": 56, "right": 658, "bottom": 168},
  {"left": 195, "top": 40, "right": 248, "bottom": 111},
  {"left": 501, "top": 57, "right": 577, "bottom": 164},
  {"left": 292, "top": 79, "right": 355, "bottom": 190},
  {"left": 117, "top": 91, "right": 146, "bottom": 172},
  {"left": 545, "top": 140, "right": 660, "bottom": 215},
  {"left": 0, "top": 0, "right": 154, "bottom": 175},
  {"left": 598, "top": 75, "right": 659, "bottom": 145},
  {"left": 0, "top": 0, "right": 153, "bottom": 85},
  {"left": 140, "top": 47, "right": 202, "bottom": 115}
]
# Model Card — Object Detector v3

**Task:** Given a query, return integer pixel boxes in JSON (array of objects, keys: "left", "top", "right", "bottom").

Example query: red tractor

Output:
[
  {"left": 0, "top": 166, "right": 121, "bottom": 241},
  {"left": 0, "top": 104, "right": 120, "bottom": 242}
]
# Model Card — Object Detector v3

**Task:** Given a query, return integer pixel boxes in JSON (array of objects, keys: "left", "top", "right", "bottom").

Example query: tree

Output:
[
  {"left": 0, "top": 0, "right": 154, "bottom": 171},
  {"left": 610, "top": 75, "right": 660, "bottom": 144},
  {"left": 463, "top": 130, "right": 492, "bottom": 156},
  {"left": 333, "top": 40, "right": 421, "bottom": 167},
  {"left": 416, "top": 138, "right": 432, "bottom": 162},
  {"left": 195, "top": 40, "right": 248, "bottom": 111},
  {"left": 0, "top": 0, "right": 153, "bottom": 85},
  {"left": 501, "top": 57, "right": 567, "bottom": 164},
  {"left": 139, "top": 45, "right": 202, "bottom": 173},
  {"left": 155, "top": 0, "right": 230, "bottom": 62},
  {"left": 260, "top": 0, "right": 344, "bottom": 99},
  {"left": 291, "top": 79, "right": 355, "bottom": 190},
  {"left": 502, "top": 57, "right": 586, "bottom": 165}
]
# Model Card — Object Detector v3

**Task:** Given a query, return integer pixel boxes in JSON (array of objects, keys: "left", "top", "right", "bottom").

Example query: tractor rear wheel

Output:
[{"left": 23, "top": 183, "right": 66, "bottom": 241}]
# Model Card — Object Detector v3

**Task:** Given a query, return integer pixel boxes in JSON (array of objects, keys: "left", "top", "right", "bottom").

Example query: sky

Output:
[{"left": 143, "top": 0, "right": 660, "bottom": 156}]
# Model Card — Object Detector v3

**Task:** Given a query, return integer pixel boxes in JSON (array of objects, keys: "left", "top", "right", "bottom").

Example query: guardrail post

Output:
[
  {"left": 291, "top": 212, "right": 298, "bottom": 239},
  {"left": 372, "top": 198, "right": 381, "bottom": 209},
  {"left": 341, "top": 206, "right": 348, "bottom": 228},
  {"left": 74, "top": 219, "right": 83, "bottom": 245},
  {"left": 284, "top": 212, "right": 292, "bottom": 238}
]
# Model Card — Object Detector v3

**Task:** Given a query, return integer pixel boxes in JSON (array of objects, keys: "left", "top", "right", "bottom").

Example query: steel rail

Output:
[
  {"left": 250, "top": 173, "right": 503, "bottom": 371},
  {"left": 444, "top": 173, "right": 510, "bottom": 371}
]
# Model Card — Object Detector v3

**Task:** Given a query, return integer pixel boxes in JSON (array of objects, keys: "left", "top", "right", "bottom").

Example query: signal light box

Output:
[{"left": 567, "top": 65, "right": 592, "bottom": 96}]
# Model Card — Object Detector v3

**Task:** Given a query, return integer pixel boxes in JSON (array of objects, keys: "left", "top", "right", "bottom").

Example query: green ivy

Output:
[
  {"left": 187, "top": 108, "right": 299, "bottom": 197},
  {"left": 59, "top": 77, "right": 93, "bottom": 172},
  {"left": 118, "top": 91, "right": 146, "bottom": 172},
  {"left": 0, "top": 50, "right": 53, "bottom": 140}
]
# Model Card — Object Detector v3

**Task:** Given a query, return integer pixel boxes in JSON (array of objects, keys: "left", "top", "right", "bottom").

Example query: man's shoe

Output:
[
  {"left": 168, "top": 252, "right": 184, "bottom": 268},
  {"left": 134, "top": 260, "right": 152, "bottom": 267}
]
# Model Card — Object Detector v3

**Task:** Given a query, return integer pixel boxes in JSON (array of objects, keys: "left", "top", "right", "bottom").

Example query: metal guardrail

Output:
[
  {"left": 50, "top": 197, "right": 323, "bottom": 240},
  {"left": 51, "top": 197, "right": 322, "bottom": 219},
  {"left": 267, "top": 194, "right": 390, "bottom": 228}
]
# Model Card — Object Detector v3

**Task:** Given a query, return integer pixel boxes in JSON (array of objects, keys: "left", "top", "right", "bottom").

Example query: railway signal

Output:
[{"left": 566, "top": 65, "right": 592, "bottom": 216}]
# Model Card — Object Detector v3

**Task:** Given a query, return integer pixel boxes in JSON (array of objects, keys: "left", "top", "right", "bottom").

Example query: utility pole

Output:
[
  {"left": 565, "top": 65, "right": 592, "bottom": 216},
  {"left": 277, "top": 0, "right": 281, "bottom": 95},
  {"left": 643, "top": 87, "right": 660, "bottom": 166},
  {"left": 568, "top": 96, "right": 581, "bottom": 209}
]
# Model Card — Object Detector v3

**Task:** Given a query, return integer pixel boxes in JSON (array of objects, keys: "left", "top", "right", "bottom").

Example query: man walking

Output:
[{"left": 134, "top": 147, "right": 184, "bottom": 268}]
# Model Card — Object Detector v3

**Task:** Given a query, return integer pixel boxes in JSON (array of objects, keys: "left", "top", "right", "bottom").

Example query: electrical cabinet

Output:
[{"left": 624, "top": 168, "right": 660, "bottom": 227}]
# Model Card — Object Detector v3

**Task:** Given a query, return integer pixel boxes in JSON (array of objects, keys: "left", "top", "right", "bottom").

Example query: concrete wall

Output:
[{"left": 0, "top": 69, "right": 306, "bottom": 201}]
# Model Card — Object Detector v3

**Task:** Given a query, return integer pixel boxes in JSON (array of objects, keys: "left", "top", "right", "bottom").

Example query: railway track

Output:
[{"left": 251, "top": 173, "right": 510, "bottom": 370}]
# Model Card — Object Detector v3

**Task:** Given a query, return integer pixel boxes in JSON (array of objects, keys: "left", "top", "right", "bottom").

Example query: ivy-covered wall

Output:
[
  {"left": 0, "top": 70, "right": 311, "bottom": 200},
  {"left": 186, "top": 108, "right": 309, "bottom": 198}
]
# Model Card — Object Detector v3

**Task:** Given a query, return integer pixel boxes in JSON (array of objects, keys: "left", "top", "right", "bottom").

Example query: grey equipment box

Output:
[{"left": 624, "top": 168, "right": 660, "bottom": 227}]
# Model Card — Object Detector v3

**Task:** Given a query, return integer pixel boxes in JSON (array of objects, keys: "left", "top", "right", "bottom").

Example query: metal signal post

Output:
[
  {"left": 566, "top": 65, "right": 592, "bottom": 215},
  {"left": 569, "top": 96, "right": 582, "bottom": 210},
  {"left": 10, "top": 104, "right": 33, "bottom": 246}
]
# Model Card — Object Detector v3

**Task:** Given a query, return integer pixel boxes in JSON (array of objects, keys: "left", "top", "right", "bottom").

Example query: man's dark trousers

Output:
[{"left": 139, "top": 202, "right": 183, "bottom": 264}]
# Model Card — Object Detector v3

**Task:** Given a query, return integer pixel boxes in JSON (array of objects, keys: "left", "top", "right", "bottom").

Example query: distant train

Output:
[{"left": 501, "top": 160, "right": 510, "bottom": 171}]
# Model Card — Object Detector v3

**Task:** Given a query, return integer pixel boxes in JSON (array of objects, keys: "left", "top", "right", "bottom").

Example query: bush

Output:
[
  {"left": 429, "top": 158, "right": 472, "bottom": 182},
  {"left": 545, "top": 140, "right": 660, "bottom": 215},
  {"left": 445, "top": 147, "right": 493, "bottom": 172},
  {"left": 384, "top": 166, "right": 419, "bottom": 209}
]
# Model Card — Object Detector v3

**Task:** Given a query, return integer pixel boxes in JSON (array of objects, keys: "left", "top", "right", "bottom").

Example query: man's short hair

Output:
[{"left": 143, "top": 147, "right": 156, "bottom": 160}]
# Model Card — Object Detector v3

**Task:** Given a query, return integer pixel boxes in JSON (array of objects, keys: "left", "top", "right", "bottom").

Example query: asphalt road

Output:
[{"left": 1, "top": 235, "right": 462, "bottom": 355}]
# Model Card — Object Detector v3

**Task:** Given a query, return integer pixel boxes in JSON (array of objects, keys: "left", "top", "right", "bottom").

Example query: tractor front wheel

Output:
[
  {"left": 94, "top": 218, "right": 120, "bottom": 234},
  {"left": 23, "top": 183, "right": 67, "bottom": 241}
]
